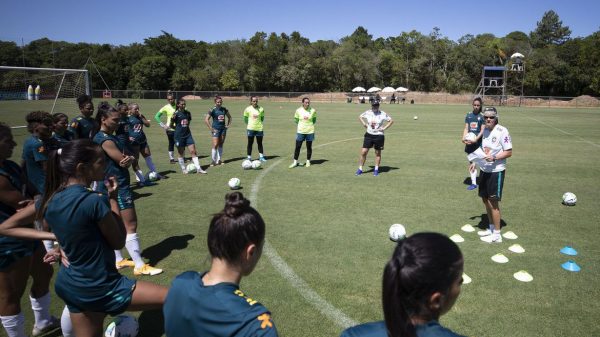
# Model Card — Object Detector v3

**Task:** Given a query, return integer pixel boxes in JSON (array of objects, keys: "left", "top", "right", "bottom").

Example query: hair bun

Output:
[{"left": 224, "top": 192, "right": 250, "bottom": 217}]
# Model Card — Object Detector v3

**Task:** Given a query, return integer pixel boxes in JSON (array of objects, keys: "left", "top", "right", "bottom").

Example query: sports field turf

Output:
[{"left": 6, "top": 99, "right": 600, "bottom": 337}]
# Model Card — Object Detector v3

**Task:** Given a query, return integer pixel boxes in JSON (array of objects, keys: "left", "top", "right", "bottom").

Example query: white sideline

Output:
[{"left": 527, "top": 116, "right": 600, "bottom": 148}]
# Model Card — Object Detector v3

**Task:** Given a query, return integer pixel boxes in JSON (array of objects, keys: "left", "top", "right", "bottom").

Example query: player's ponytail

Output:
[
  {"left": 36, "top": 139, "right": 102, "bottom": 222},
  {"left": 95, "top": 101, "right": 117, "bottom": 125},
  {"left": 207, "top": 192, "right": 265, "bottom": 263},
  {"left": 382, "top": 233, "right": 463, "bottom": 337}
]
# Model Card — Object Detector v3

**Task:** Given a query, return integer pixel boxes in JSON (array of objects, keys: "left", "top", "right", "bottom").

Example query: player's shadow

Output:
[
  {"left": 158, "top": 169, "right": 177, "bottom": 178},
  {"left": 366, "top": 165, "right": 399, "bottom": 173},
  {"left": 463, "top": 176, "right": 480, "bottom": 186},
  {"left": 141, "top": 234, "right": 195, "bottom": 266},
  {"left": 138, "top": 309, "right": 164, "bottom": 337},
  {"left": 308, "top": 159, "right": 328, "bottom": 165},
  {"left": 223, "top": 156, "right": 247, "bottom": 164},
  {"left": 130, "top": 190, "right": 153, "bottom": 200},
  {"left": 470, "top": 214, "right": 508, "bottom": 229}
]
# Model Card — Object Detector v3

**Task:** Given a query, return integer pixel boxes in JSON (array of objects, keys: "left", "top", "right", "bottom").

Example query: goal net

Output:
[{"left": 0, "top": 66, "right": 90, "bottom": 129}]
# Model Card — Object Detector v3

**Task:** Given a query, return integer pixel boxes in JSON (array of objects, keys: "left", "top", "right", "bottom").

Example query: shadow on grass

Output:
[
  {"left": 470, "top": 213, "right": 508, "bottom": 229},
  {"left": 364, "top": 165, "right": 399, "bottom": 173},
  {"left": 138, "top": 309, "right": 164, "bottom": 337},
  {"left": 223, "top": 156, "right": 247, "bottom": 164},
  {"left": 308, "top": 159, "right": 328, "bottom": 165},
  {"left": 131, "top": 190, "right": 153, "bottom": 200},
  {"left": 141, "top": 234, "right": 195, "bottom": 266}
]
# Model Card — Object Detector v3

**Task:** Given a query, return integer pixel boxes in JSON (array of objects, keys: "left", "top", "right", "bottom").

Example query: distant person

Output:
[
  {"left": 390, "top": 93, "right": 396, "bottom": 104},
  {"left": 289, "top": 97, "right": 317, "bottom": 168},
  {"left": 477, "top": 107, "right": 512, "bottom": 244},
  {"left": 128, "top": 102, "right": 161, "bottom": 184},
  {"left": 204, "top": 96, "right": 232, "bottom": 166},
  {"left": 462, "top": 98, "right": 484, "bottom": 190},
  {"left": 171, "top": 98, "right": 206, "bottom": 174},
  {"left": 355, "top": 100, "right": 393, "bottom": 176},
  {"left": 243, "top": 96, "right": 267, "bottom": 162},
  {"left": 154, "top": 94, "right": 177, "bottom": 163},
  {"left": 340, "top": 232, "right": 466, "bottom": 337},
  {"left": 0, "top": 123, "right": 59, "bottom": 337},
  {"left": 164, "top": 192, "right": 278, "bottom": 337},
  {"left": 69, "top": 95, "right": 97, "bottom": 140}
]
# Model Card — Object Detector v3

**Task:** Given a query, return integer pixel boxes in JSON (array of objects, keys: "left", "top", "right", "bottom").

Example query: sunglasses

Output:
[{"left": 484, "top": 116, "right": 495, "bottom": 119}]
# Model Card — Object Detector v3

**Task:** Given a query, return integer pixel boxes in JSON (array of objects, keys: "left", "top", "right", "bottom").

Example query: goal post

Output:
[{"left": 0, "top": 66, "right": 91, "bottom": 129}]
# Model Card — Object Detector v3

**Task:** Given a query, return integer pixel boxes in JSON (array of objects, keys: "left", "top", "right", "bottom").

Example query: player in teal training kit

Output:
[
  {"left": 69, "top": 95, "right": 98, "bottom": 140},
  {"left": 204, "top": 96, "right": 232, "bottom": 166},
  {"left": 171, "top": 98, "right": 206, "bottom": 174},
  {"left": 462, "top": 97, "right": 484, "bottom": 190}
]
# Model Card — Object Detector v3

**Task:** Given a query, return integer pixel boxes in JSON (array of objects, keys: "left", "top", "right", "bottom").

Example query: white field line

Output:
[{"left": 527, "top": 116, "right": 600, "bottom": 148}]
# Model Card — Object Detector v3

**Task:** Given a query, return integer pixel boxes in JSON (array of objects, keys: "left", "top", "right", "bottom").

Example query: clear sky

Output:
[{"left": 1, "top": 0, "right": 598, "bottom": 46}]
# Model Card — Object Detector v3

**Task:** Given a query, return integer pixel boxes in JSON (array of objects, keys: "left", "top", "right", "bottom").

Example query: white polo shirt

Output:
[
  {"left": 360, "top": 110, "right": 391, "bottom": 136},
  {"left": 481, "top": 124, "right": 512, "bottom": 172}
]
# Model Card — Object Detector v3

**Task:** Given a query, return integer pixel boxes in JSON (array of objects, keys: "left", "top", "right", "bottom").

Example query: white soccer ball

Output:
[
  {"left": 228, "top": 177, "right": 241, "bottom": 189},
  {"left": 104, "top": 314, "right": 139, "bottom": 337},
  {"left": 562, "top": 192, "right": 577, "bottom": 206},
  {"left": 251, "top": 160, "right": 262, "bottom": 169},
  {"left": 389, "top": 224, "right": 406, "bottom": 242},
  {"left": 413, "top": 116, "right": 418, "bottom": 120},
  {"left": 241, "top": 160, "right": 252, "bottom": 170},
  {"left": 463, "top": 132, "right": 477, "bottom": 143},
  {"left": 186, "top": 163, "right": 197, "bottom": 173},
  {"left": 147, "top": 171, "right": 159, "bottom": 181}
]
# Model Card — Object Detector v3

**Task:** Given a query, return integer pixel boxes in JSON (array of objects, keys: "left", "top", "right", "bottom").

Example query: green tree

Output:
[
  {"left": 530, "top": 10, "right": 571, "bottom": 47},
  {"left": 220, "top": 69, "right": 240, "bottom": 90},
  {"left": 129, "top": 55, "right": 171, "bottom": 90}
]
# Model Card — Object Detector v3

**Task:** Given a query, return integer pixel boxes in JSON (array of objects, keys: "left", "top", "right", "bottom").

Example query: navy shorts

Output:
[
  {"left": 117, "top": 186, "right": 134, "bottom": 210},
  {"left": 296, "top": 133, "right": 315, "bottom": 142},
  {"left": 478, "top": 170, "right": 506, "bottom": 201},
  {"left": 247, "top": 130, "right": 264, "bottom": 137},
  {"left": 362, "top": 133, "right": 385, "bottom": 150},
  {"left": 175, "top": 135, "right": 195, "bottom": 147},
  {"left": 0, "top": 241, "right": 38, "bottom": 271},
  {"left": 211, "top": 128, "right": 227, "bottom": 138}
]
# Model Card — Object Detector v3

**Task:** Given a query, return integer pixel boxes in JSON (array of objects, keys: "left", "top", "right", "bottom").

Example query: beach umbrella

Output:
[
  {"left": 381, "top": 87, "right": 396, "bottom": 93},
  {"left": 351, "top": 86, "right": 366, "bottom": 92},
  {"left": 367, "top": 87, "right": 381, "bottom": 93},
  {"left": 396, "top": 87, "right": 409, "bottom": 92}
]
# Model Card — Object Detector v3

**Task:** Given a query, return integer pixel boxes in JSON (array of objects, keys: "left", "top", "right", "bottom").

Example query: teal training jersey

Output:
[
  {"left": 22, "top": 135, "right": 48, "bottom": 194},
  {"left": 208, "top": 106, "right": 229, "bottom": 129},
  {"left": 52, "top": 130, "right": 74, "bottom": 147},
  {"left": 172, "top": 110, "right": 192, "bottom": 139},
  {"left": 340, "top": 320, "right": 466, "bottom": 337},
  {"left": 93, "top": 131, "right": 130, "bottom": 189},
  {"left": 127, "top": 115, "right": 147, "bottom": 144},
  {"left": 69, "top": 115, "right": 98, "bottom": 139},
  {"left": 164, "top": 271, "right": 278, "bottom": 337}
]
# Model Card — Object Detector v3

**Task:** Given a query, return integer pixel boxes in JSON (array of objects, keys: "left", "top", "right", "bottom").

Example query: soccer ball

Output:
[
  {"left": 562, "top": 192, "right": 577, "bottom": 206},
  {"left": 463, "top": 132, "right": 477, "bottom": 143},
  {"left": 104, "top": 314, "right": 139, "bottom": 337},
  {"left": 186, "top": 163, "right": 197, "bottom": 173},
  {"left": 147, "top": 171, "right": 159, "bottom": 181},
  {"left": 413, "top": 116, "right": 418, "bottom": 120},
  {"left": 241, "top": 160, "right": 252, "bottom": 170},
  {"left": 389, "top": 224, "right": 406, "bottom": 242},
  {"left": 251, "top": 160, "right": 262, "bottom": 169},
  {"left": 228, "top": 177, "right": 241, "bottom": 189}
]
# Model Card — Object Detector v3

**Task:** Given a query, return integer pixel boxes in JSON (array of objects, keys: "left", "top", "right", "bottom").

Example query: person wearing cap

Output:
[
  {"left": 356, "top": 100, "right": 393, "bottom": 176},
  {"left": 462, "top": 97, "right": 484, "bottom": 190},
  {"left": 476, "top": 107, "right": 512, "bottom": 243}
]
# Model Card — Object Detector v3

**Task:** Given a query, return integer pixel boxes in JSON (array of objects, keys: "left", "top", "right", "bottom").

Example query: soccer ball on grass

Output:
[
  {"left": 186, "top": 163, "right": 197, "bottom": 173},
  {"left": 228, "top": 178, "right": 241, "bottom": 190},
  {"left": 241, "top": 160, "right": 252, "bottom": 170},
  {"left": 251, "top": 160, "right": 262, "bottom": 169},
  {"left": 389, "top": 224, "right": 407, "bottom": 242},
  {"left": 562, "top": 192, "right": 577, "bottom": 206}
]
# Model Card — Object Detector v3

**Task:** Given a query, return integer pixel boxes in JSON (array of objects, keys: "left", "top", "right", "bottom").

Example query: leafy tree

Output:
[
  {"left": 129, "top": 55, "right": 171, "bottom": 90},
  {"left": 530, "top": 10, "right": 571, "bottom": 47},
  {"left": 220, "top": 69, "right": 240, "bottom": 90}
]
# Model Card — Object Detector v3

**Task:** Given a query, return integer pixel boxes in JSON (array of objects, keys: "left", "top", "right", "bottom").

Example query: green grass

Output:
[{"left": 7, "top": 100, "right": 600, "bottom": 337}]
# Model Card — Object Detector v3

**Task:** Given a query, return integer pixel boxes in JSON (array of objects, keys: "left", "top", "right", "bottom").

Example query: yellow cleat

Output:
[
  {"left": 116, "top": 259, "right": 135, "bottom": 270},
  {"left": 134, "top": 264, "right": 163, "bottom": 276}
]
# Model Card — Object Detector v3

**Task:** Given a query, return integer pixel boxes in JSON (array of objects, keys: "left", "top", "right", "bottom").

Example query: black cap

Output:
[{"left": 371, "top": 100, "right": 380, "bottom": 106}]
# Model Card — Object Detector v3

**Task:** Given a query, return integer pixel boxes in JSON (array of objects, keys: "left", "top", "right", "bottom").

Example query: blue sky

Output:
[{"left": 1, "top": 0, "right": 598, "bottom": 46}]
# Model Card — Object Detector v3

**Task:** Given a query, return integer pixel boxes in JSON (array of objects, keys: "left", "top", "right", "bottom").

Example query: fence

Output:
[{"left": 92, "top": 90, "right": 600, "bottom": 108}]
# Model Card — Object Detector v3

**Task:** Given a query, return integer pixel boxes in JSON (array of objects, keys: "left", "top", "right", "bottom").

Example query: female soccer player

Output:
[
  {"left": 204, "top": 96, "right": 232, "bottom": 166},
  {"left": 243, "top": 96, "right": 267, "bottom": 161},
  {"left": 163, "top": 192, "right": 278, "bottom": 336},
  {"left": 289, "top": 97, "right": 316, "bottom": 168},
  {"left": 355, "top": 100, "right": 393, "bottom": 176},
  {"left": 171, "top": 98, "right": 206, "bottom": 174},
  {"left": 340, "top": 232, "right": 466, "bottom": 337},
  {"left": 22, "top": 111, "right": 54, "bottom": 195},
  {"left": 1, "top": 139, "right": 168, "bottom": 337},
  {"left": 68, "top": 94, "right": 97, "bottom": 140},
  {"left": 0, "top": 123, "right": 59, "bottom": 337},
  {"left": 154, "top": 94, "right": 177, "bottom": 163},
  {"left": 462, "top": 97, "right": 484, "bottom": 190},
  {"left": 52, "top": 113, "right": 74, "bottom": 147},
  {"left": 94, "top": 104, "right": 163, "bottom": 275},
  {"left": 127, "top": 102, "right": 161, "bottom": 184}
]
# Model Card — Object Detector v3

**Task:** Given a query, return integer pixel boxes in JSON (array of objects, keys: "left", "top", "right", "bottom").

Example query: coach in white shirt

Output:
[
  {"left": 355, "top": 100, "right": 394, "bottom": 177},
  {"left": 477, "top": 107, "right": 513, "bottom": 243}
]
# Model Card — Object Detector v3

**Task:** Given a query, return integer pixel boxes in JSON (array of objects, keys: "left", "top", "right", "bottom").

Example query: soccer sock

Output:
[
  {"left": 359, "top": 165, "right": 363, "bottom": 170},
  {"left": 192, "top": 156, "right": 201, "bottom": 171},
  {"left": 178, "top": 157, "right": 186, "bottom": 171},
  {"left": 125, "top": 233, "right": 144, "bottom": 269},
  {"left": 135, "top": 170, "right": 145, "bottom": 183},
  {"left": 470, "top": 170, "right": 477, "bottom": 185},
  {"left": 43, "top": 240, "right": 54, "bottom": 252},
  {"left": 211, "top": 149, "right": 217, "bottom": 163},
  {"left": 144, "top": 156, "right": 157, "bottom": 172},
  {"left": 1, "top": 313, "right": 26, "bottom": 337},
  {"left": 30, "top": 292, "right": 52, "bottom": 329},
  {"left": 168, "top": 151, "right": 174, "bottom": 160},
  {"left": 375, "top": 165, "right": 379, "bottom": 170},
  {"left": 60, "top": 306, "right": 74, "bottom": 337},
  {"left": 114, "top": 249, "right": 124, "bottom": 262},
  {"left": 218, "top": 146, "right": 223, "bottom": 161},
  {"left": 489, "top": 224, "right": 494, "bottom": 231}
]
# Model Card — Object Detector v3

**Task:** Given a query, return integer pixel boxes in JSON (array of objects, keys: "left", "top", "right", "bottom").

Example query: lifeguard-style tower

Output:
[{"left": 475, "top": 53, "right": 525, "bottom": 105}]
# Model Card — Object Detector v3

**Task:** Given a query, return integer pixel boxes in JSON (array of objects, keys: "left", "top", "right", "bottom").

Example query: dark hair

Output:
[
  {"left": 214, "top": 95, "right": 222, "bottom": 102},
  {"left": 0, "top": 122, "right": 11, "bottom": 139},
  {"left": 250, "top": 96, "right": 258, "bottom": 102},
  {"left": 76, "top": 94, "right": 92, "bottom": 108},
  {"left": 176, "top": 98, "right": 186, "bottom": 108},
  {"left": 382, "top": 232, "right": 463, "bottom": 337},
  {"left": 473, "top": 97, "right": 483, "bottom": 106},
  {"left": 25, "top": 111, "right": 52, "bottom": 133},
  {"left": 52, "top": 112, "right": 68, "bottom": 123},
  {"left": 36, "top": 139, "right": 103, "bottom": 221},
  {"left": 95, "top": 101, "right": 118, "bottom": 125},
  {"left": 302, "top": 97, "right": 310, "bottom": 103},
  {"left": 207, "top": 192, "right": 265, "bottom": 263}
]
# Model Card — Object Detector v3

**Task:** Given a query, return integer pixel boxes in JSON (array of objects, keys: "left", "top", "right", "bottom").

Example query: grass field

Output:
[{"left": 5, "top": 99, "right": 600, "bottom": 337}]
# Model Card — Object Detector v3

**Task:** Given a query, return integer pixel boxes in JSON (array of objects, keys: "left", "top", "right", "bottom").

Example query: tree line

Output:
[{"left": 1, "top": 10, "right": 598, "bottom": 97}]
